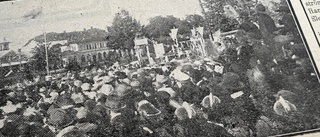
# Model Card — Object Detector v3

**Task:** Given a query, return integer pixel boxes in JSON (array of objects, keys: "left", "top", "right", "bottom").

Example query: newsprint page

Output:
[{"left": 1, "top": 0, "right": 320, "bottom": 136}]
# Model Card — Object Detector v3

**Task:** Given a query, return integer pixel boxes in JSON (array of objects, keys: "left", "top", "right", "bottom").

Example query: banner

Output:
[
  {"left": 196, "top": 27, "right": 204, "bottom": 37},
  {"left": 134, "top": 38, "right": 148, "bottom": 46},
  {"left": 154, "top": 43, "right": 165, "bottom": 58},
  {"left": 170, "top": 28, "right": 178, "bottom": 40}
]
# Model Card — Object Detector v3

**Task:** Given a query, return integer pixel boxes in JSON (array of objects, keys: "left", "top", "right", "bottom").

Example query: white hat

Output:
[
  {"left": 81, "top": 83, "right": 91, "bottom": 91},
  {"left": 56, "top": 126, "right": 78, "bottom": 137},
  {"left": 97, "top": 84, "right": 115, "bottom": 96},
  {"left": 172, "top": 70, "right": 190, "bottom": 81},
  {"left": 137, "top": 100, "right": 161, "bottom": 117},
  {"left": 182, "top": 102, "right": 196, "bottom": 119},
  {"left": 157, "top": 88, "right": 176, "bottom": 98},
  {"left": 71, "top": 93, "right": 85, "bottom": 104},
  {"left": 101, "top": 76, "right": 114, "bottom": 84},
  {"left": 122, "top": 78, "right": 131, "bottom": 85},
  {"left": 79, "top": 72, "right": 86, "bottom": 77},
  {"left": 74, "top": 80, "right": 82, "bottom": 88},
  {"left": 201, "top": 93, "right": 221, "bottom": 108},
  {"left": 174, "top": 101, "right": 196, "bottom": 119},
  {"left": 45, "top": 75, "right": 52, "bottom": 81},
  {"left": 273, "top": 96, "right": 297, "bottom": 116},
  {"left": 97, "top": 68, "right": 104, "bottom": 74}
]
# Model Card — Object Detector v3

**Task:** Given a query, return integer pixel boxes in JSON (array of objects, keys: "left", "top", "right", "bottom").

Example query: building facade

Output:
[{"left": 61, "top": 40, "right": 117, "bottom": 67}]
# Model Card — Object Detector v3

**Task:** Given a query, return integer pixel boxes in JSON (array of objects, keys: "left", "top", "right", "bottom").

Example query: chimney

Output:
[
  {"left": 84, "top": 28, "right": 86, "bottom": 31},
  {"left": 91, "top": 26, "right": 93, "bottom": 30}
]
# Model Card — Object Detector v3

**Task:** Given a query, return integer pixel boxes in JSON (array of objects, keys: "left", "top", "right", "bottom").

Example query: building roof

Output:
[{"left": 0, "top": 50, "right": 13, "bottom": 58}]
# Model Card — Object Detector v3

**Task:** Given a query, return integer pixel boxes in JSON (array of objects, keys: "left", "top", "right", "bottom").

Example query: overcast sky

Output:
[{"left": 0, "top": 0, "right": 202, "bottom": 51}]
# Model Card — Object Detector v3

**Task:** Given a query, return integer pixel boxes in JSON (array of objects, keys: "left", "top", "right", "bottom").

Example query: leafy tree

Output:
[
  {"left": 185, "top": 14, "right": 206, "bottom": 28},
  {"left": 107, "top": 10, "right": 142, "bottom": 61},
  {"left": 145, "top": 15, "right": 180, "bottom": 44},
  {"left": 31, "top": 43, "right": 62, "bottom": 71},
  {"left": 145, "top": 15, "right": 203, "bottom": 44},
  {"left": 202, "top": 0, "right": 258, "bottom": 32}
]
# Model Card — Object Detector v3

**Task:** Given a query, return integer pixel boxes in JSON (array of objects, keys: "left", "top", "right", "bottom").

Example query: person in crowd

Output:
[{"left": 253, "top": 3, "right": 278, "bottom": 45}]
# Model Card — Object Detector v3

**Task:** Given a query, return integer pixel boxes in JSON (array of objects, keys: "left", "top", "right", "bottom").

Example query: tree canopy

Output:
[
  {"left": 145, "top": 15, "right": 206, "bottom": 44},
  {"left": 107, "top": 10, "right": 142, "bottom": 50},
  {"left": 31, "top": 43, "right": 62, "bottom": 71}
]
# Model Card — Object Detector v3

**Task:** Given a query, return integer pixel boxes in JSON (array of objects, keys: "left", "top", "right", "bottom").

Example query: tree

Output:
[
  {"left": 145, "top": 15, "right": 198, "bottom": 44},
  {"left": 107, "top": 10, "right": 142, "bottom": 61},
  {"left": 145, "top": 15, "right": 179, "bottom": 44},
  {"left": 31, "top": 43, "right": 62, "bottom": 71},
  {"left": 202, "top": 0, "right": 257, "bottom": 32},
  {"left": 185, "top": 14, "right": 206, "bottom": 28}
]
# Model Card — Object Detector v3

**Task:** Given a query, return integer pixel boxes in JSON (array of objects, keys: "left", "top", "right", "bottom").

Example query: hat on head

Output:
[
  {"left": 273, "top": 90, "right": 295, "bottom": 98},
  {"left": 201, "top": 71, "right": 213, "bottom": 79},
  {"left": 201, "top": 93, "right": 221, "bottom": 109},
  {"left": 84, "top": 100, "right": 96, "bottom": 110},
  {"left": 16, "top": 83, "right": 25, "bottom": 91},
  {"left": 194, "top": 61, "right": 202, "bottom": 65},
  {"left": 157, "top": 87, "right": 176, "bottom": 98},
  {"left": 174, "top": 107, "right": 188, "bottom": 120},
  {"left": 238, "top": 11, "right": 249, "bottom": 18},
  {"left": 174, "top": 102, "right": 196, "bottom": 120},
  {"left": 45, "top": 75, "right": 52, "bottom": 81},
  {"left": 97, "top": 84, "right": 115, "bottom": 96},
  {"left": 218, "top": 72, "right": 245, "bottom": 90},
  {"left": 97, "top": 68, "right": 104, "bottom": 74},
  {"left": 122, "top": 78, "right": 131, "bottom": 85},
  {"left": 275, "top": 5, "right": 290, "bottom": 13},
  {"left": 115, "top": 84, "right": 131, "bottom": 97},
  {"left": 105, "top": 95, "right": 125, "bottom": 111},
  {"left": 56, "top": 126, "right": 87, "bottom": 137},
  {"left": 74, "top": 80, "right": 82, "bottom": 88},
  {"left": 115, "top": 71, "right": 127, "bottom": 79},
  {"left": 81, "top": 83, "right": 91, "bottom": 91},
  {"left": 101, "top": 76, "right": 114, "bottom": 84},
  {"left": 156, "top": 75, "right": 169, "bottom": 84},
  {"left": 181, "top": 64, "right": 193, "bottom": 73},
  {"left": 130, "top": 81, "right": 140, "bottom": 88},
  {"left": 47, "top": 108, "right": 74, "bottom": 128},
  {"left": 137, "top": 100, "right": 161, "bottom": 117},
  {"left": 171, "top": 69, "right": 190, "bottom": 82},
  {"left": 79, "top": 71, "right": 86, "bottom": 77},
  {"left": 273, "top": 96, "right": 297, "bottom": 116},
  {"left": 130, "top": 72, "right": 139, "bottom": 79},
  {"left": 71, "top": 92, "right": 85, "bottom": 104},
  {"left": 255, "top": 4, "right": 266, "bottom": 13}
]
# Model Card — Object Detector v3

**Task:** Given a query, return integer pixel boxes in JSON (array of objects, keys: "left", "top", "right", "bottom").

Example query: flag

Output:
[
  {"left": 197, "top": 27, "right": 204, "bottom": 37},
  {"left": 170, "top": 28, "right": 178, "bottom": 40},
  {"left": 154, "top": 43, "right": 165, "bottom": 58},
  {"left": 191, "top": 27, "right": 197, "bottom": 37}
]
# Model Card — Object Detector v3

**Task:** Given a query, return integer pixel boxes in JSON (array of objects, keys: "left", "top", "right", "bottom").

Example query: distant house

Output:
[
  {"left": 22, "top": 27, "right": 123, "bottom": 68},
  {"left": 61, "top": 39, "right": 115, "bottom": 67}
]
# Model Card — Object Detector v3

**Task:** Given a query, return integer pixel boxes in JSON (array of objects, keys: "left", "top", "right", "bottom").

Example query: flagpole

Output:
[
  {"left": 40, "top": 2, "right": 49, "bottom": 76},
  {"left": 44, "top": 32, "right": 50, "bottom": 76}
]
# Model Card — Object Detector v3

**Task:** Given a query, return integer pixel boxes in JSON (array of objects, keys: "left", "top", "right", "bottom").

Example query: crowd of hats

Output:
[
  {"left": 0, "top": 55, "right": 312, "bottom": 136},
  {"left": 1, "top": 3, "right": 320, "bottom": 137}
]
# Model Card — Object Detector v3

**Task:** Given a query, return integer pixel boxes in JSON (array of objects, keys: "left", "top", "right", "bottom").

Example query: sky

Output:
[{"left": 0, "top": 0, "right": 202, "bottom": 51}]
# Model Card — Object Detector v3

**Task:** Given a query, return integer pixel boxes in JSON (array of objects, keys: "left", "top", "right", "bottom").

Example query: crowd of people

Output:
[{"left": 1, "top": 3, "right": 320, "bottom": 137}]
